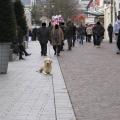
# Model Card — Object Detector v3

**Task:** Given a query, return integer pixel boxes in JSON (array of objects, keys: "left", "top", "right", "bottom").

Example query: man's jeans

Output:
[
  {"left": 79, "top": 35, "right": 84, "bottom": 45},
  {"left": 67, "top": 37, "right": 72, "bottom": 50}
]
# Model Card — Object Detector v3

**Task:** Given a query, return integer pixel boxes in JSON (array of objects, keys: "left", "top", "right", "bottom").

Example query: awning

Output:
[{"left": 84, "top": 10, "right": 104, "bottom": 16}]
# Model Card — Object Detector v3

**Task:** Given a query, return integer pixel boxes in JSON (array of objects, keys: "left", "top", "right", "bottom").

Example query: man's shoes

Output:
[
  {"left": 116, "top": 52, "right": 120, "bottom": 54},
  {"left": 68, "top": 48, "right": 72, "bottom": 51},
  {"left": 57, "top": 54, "right": 60, "bottom": 56},
  {"left": 25, "top": 53, "right": 31, "bottom": 56},
  {"left": 19, "top": 57, "right": 25, "bottom": 60},
  {"left": 96, "top": 46, "right": 101, "bottom": 48}
]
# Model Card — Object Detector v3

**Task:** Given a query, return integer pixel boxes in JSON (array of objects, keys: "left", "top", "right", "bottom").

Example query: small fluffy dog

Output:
[{"left": 39, "top": 57, "right": 52, "bottom": 74}]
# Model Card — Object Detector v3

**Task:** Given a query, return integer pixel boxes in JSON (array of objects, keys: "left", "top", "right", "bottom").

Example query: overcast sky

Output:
[{"left": 21, "top": 0, "right": 31, "bottom": 5}]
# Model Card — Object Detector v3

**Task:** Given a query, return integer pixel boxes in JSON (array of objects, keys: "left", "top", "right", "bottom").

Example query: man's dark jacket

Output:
[{"left": 37, "top": 26, "right": 49, "bottom": 44}]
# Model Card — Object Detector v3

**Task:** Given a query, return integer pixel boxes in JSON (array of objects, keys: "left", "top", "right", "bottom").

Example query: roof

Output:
[{"left": 84, "top": 10, "right": 104, "bottom": 16}]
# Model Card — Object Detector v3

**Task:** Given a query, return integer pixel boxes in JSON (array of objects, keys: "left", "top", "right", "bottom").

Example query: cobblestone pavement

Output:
[
  {"left": 58, "top": 41, "right": 120, "bottom": 120},
  {"left": 0, "top": 41, "right": 76, "bottom": 120}
]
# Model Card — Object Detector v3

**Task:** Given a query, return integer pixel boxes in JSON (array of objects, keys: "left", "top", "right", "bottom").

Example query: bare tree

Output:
[
  {"left": 31, "top": 0, "right": 79, "bottom": 23},
  {"left": 53, "top": 0, "right": 79, "bottom": 20}
]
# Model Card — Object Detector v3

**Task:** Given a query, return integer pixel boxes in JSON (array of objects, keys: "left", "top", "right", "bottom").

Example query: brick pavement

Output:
[
  {"left": 58, "top": 41, "right": 120, "bottom": 120},
  {"left": 0, "top": 41, "right": 76, "bottom": 120}
]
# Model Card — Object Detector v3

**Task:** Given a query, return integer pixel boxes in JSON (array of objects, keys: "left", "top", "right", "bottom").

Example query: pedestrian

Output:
[
  {"left": 77, "top": 24, "right": 85, "bottom": 45},
  {"left": 85, "top": 24, "right": 88, "bottom": 42},
  {"left": 113, "top": 16, "right": 120, "bottom": 54},
  {"left": 32, "top": 27, "right": 37, "bottom": 41},
  {"left": 72, "top": 23, "right": 77, "bottom": 47},
  {"left": 66, "top": 21, "right": 74, "bottom": 50},
  {"left": 37, "top": 23, "right": 49, "bottom": 56},
  {"left": 93, "top": 22, "right": 105, "bottom": 47},
  {"left": 86, "top": 25, "right": 92, "bottom": 42},
  {"left": 51, "top": 24, "right": 64, "bottom": 56},
  {"left": 16, "top": 26, "right": 31, "bottom": 60},
  {"left": 59, "top": 22, "right": 66, "bottom": 51},
  {"left": 92, "top": 25, "right": 96, "bottom": 46},
  {"left": 107, "top": 23, "right": 113, "bottom": 43},
  {"left": 28, "top": 29, "right": 32, "bottom": 41},
  {"left": 117, "top": 29, "right": 120, "bottom": 53}
]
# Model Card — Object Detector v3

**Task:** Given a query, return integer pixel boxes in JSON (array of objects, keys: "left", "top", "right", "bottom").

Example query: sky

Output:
[{"left": 21, "top": 0, "right": 31, "bottom": 5}]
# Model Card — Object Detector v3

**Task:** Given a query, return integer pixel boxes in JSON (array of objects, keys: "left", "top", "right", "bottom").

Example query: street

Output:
[{"left": 58, "top": 41, "right": 120, "bottom": 120}]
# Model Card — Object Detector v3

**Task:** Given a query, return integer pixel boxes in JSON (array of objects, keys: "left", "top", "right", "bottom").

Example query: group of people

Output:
[
  {"left": 11, "top": 15, "right": 120, "bottom": 60},
  {"left": 37, "top": 20, "right": 106, "bottom": 57},
  {"left": 37, "top": 21, "right": 77, "bottom": 56},
  {"left": 76, "top": 22, "right": 105, "bottom": 47}
]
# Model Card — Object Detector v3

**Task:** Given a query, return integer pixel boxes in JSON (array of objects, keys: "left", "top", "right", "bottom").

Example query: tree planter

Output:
[
  {"left": 0, "top": 43, "right": 11, "bottom": 74},
  {"left": 0, "top": 1, "right": 16, "bottom": 74}
]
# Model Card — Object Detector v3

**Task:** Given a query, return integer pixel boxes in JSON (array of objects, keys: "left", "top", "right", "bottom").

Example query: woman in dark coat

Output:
[
  {"left": 107, "top": 23, "right": 113, "bottom": 43},
  {"left": 93, "top": 22, "right": 105, "bottom": 47},
  {"left": 117, "top": 29, "right": 120, "bottom": 54}
]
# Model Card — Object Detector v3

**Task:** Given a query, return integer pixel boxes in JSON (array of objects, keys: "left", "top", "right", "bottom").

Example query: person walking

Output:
[
  {"left": 85, "top": 24, "right": 88, "bottom": 42},
  {"left": 66, "top": 21, "right": 74, "bottom": 50},
  {"left": 113, "top": 16, "right": 120, "bottom": 54},
  {"left": 77, "top": 24, "right": 85, "bottom": 45},
  {"left": 72, "top": 23, "right": 77, "bottom": 47},
  {"left": 86, "top": 25, "right": 92, "bottom": 42},
  {"left": 32, "top": 27, "right": 37, "bottom": 41},
  {"left": 37, "top": 23, "right": 49, "bottom": 56},
  {"left": 28, "top": 29, "right": 32, "bottom": 41},
  {"left": 59, "top": 22, "right": 66, "bottom": 51},
  {"left": 51, "top": 24, "right": 64, "bottom": 56},
  {"left": 117, "top": 29, "right": 120, "bottom": 53},
  {"left": 93, "top": 22, "right": 105, "bottom": 47},
  {"left": 107, "top": 23, "right": 113, "bottom": 43},
  {"left": 92, "top": 25, "right": 97, "bottom": 46}
]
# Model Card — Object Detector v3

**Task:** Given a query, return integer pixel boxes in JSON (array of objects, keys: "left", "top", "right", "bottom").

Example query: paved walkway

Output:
[
  {"left": 58, "top": 41, "right": 120, "bottom": 120},
  {"left": 0, "top": 41, "right": 76, "bottom": 120}
]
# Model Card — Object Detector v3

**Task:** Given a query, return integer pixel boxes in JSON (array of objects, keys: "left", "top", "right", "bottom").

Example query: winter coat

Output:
[
  {"left": 86, "top": 27, "right": 92, "bottom": 35},
  {"left": 94, "top": 24, "right": 105, "bottom": 37},
  {"left": 32, "top": 28, "right": 37, "bottom": 36},
  {"left": 66, "top": 23, "right": 75, "bottom": 38},
  {"left": 51, "top": 28, "right": 64, "bottom": 46},
  {"left": 77, "top": 25, "right": 86, "bottom": 35},
  {"left": 60, "top": 25, "right": 66, "bottom": 39},
  {"left": 117, "top": 29, "right": 120, "bottom": 50},
  {"left": 113, "top": 20, "right": 120, "bottom": 34},
  {"left": 37, "top": 26, "right": 49, "bottom": 44},
  {"left": 107, "top": 24, "right": 113, "bottom": 34}
]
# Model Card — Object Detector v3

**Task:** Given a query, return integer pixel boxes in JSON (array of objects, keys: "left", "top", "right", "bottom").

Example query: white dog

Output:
[{"left": 39, "top": 57, "right": 52, "bottom": 74}]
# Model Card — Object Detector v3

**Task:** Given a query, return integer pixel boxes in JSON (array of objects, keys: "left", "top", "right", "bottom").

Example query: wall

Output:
[{"left": 104, "top": 5, "right": 111, "bottom": 41}]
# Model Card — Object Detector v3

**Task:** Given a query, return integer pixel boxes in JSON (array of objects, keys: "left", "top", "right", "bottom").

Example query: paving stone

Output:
[
  {"left": 58, "top": 41, "right": 120, "bottom": 120},
  {"left": 0, "top": 41, "right": 76, "bottom": 120}
]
